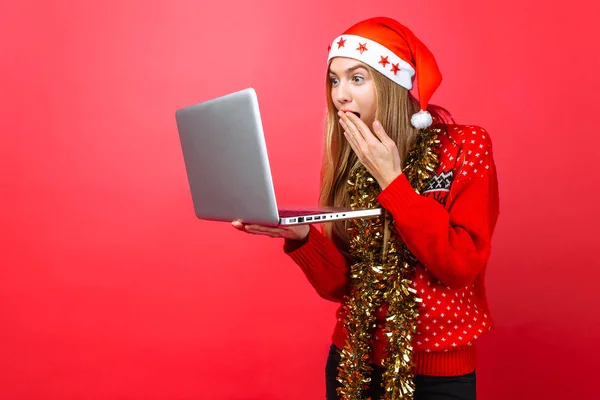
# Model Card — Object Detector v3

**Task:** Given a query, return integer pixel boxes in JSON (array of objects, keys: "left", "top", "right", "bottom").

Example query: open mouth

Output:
[{"left": 342, "top": 111, "right": 361, "bottom": 118}]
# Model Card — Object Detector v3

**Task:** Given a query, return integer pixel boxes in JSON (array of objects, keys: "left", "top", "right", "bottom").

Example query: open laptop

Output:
[{"left": 174, "top": 87, "right": 382, "bottom": 226}]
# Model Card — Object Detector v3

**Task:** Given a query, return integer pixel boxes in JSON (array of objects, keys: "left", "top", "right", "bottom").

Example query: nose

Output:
[{"left": 334, "top": 81, "right": 351, "bottom": 105}]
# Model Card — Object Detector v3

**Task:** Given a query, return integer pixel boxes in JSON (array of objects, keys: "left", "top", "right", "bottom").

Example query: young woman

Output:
[{"left": 233, "top": 17, "right": 499, "bottom": 400}]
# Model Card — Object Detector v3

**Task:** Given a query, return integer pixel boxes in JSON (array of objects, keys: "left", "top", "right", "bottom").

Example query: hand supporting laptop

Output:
[{"left": 231, "top": 220, "right": 309, "bottom": 241}]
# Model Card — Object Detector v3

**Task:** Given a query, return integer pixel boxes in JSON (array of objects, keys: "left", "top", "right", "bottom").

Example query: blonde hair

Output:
[{"left": 318, "top": 63, "right": 427, "bottom": 256}]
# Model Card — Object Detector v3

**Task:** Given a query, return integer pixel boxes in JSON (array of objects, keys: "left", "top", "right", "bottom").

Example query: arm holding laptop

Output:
[
  {"left": 232, "top": 221, "right": 349, "bottom": 302},
  {"left": 231, "top": 116, "right": 499, "bottom": 301}
]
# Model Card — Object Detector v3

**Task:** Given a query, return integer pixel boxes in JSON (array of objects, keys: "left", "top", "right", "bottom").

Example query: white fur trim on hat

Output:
[{"left": 327, "top": 34, "right": 415, "bottom": 90}]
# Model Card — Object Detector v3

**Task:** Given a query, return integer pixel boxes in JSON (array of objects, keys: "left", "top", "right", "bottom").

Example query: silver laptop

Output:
[{"left": 174, "top": 88, "right": 381, "bottom": 226}]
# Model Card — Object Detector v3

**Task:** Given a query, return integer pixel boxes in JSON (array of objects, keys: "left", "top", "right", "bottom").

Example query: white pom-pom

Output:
[{"left": 411, "top": 110, "right": 433, "bottom": 129}]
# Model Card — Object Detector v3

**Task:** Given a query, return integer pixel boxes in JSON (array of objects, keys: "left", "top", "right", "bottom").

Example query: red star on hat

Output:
[
  {"left": 378, "top": 55, "right": 390, "bottom": 68},
  {"left": 337, "top": 37, "right": 346, "bottom": 48},
  {"left": 357, "top": 42, "right": 368, "bottom": 54},
  {"left": 391, "top": 63, "right": 401, "bottom": 75}
]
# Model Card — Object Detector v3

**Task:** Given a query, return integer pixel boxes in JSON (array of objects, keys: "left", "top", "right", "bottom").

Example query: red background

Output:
[{"left": 1, "top": 0, "right": 599, "bottom": 399}]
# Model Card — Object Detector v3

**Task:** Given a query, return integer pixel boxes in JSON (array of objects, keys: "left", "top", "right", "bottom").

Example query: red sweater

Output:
[{"left": 284, "top": 124, "right": 500, "bottom": 376}]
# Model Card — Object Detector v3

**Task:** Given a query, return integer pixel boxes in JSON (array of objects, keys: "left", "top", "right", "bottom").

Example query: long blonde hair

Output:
[{"left": 318, "top": 63, "right": 448, "bottom": 256}]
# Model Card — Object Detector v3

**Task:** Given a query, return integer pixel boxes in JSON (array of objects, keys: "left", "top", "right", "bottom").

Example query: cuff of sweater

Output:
[
  {"left": 376, "top": 173, "right": 419, "bottom": 212},
  {"left": 283, "top": 225, "right": 346, "bottom": 272},
  {"left": 283, "top": 224, "right": 322, "bottom": 255},
  {"left": 283, "top": 226, "right": 312, "bottom": 253}
]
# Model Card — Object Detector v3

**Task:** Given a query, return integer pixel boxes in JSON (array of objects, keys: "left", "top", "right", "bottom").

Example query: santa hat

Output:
[{"left": 327, "top": 17, "right": 442, "bottom": 129}]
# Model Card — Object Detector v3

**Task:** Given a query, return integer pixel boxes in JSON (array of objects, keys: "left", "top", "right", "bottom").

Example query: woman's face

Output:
[{"left": 328, "top": 57, "right": 377, "bottom": 128}]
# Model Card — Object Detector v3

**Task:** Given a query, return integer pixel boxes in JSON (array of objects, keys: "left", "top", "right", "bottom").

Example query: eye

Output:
[
  {"left": 352, "top": 75, "right": 364, "bottom": 83},
  {"left": 329, "top": 77, "right": 339, "bottom": 85}
]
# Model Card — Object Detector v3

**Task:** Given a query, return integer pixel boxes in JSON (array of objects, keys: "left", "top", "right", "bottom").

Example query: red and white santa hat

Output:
[{"left": 327, "top": 17, "right": 442, "bottom": 129}]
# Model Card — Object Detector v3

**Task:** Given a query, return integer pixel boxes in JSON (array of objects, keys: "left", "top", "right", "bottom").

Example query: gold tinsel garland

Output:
[{"left": 337, "top": 128, "right": 441, "bottom": 400}]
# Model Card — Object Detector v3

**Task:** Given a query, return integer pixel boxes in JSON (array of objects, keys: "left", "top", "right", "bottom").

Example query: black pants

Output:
[{"left": 326, "top": 344, "right": 476, "bottom": 400}]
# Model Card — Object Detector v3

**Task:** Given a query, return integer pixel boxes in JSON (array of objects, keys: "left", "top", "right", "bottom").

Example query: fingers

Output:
[
  {"left": 339, "top": 111, "right": 367, "bottom": 147},
  {"left": 372, "top": 120, "right": 395, "bottom": 149},
  {"left": 340, "top": 120, "right": 359, "bottom": 155},
  {"left": 371, "top": 120, "right": 385, "bottom": 140},
  {"left": 232, "top": 220, "right": 245, "bottom": 230},
  {"left": 245, "top": 228, "right": 283, "bottom": 238},
  {"left": 231, "top": 221, "right": 287, "bottom": 238},
  {"left": 338, "top": 111, "right": 363, "bottom": 142},
  {"left": 245, "top": 224, "right": 287, "bottom": 236},
  {"left": 341, "top": 112, "right": 380, "bottom": 145},
  {"left": 338, "top": 113, "right": 364, "bottom": 159}
]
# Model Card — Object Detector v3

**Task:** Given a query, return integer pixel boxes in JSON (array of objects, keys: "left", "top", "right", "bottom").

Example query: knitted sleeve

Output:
[
  {"left": 376, "top": 127, "right": 500, "bottom": 289},
  {"left": 283, "top": 225, "right": 349, "bottom": 302}
]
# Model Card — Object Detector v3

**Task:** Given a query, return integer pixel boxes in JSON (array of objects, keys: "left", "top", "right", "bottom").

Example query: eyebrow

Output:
[{"left": 328, "top": 64, "right": 368, "bottom": 76}]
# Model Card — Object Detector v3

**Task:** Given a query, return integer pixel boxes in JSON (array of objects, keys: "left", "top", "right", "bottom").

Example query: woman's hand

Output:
[
  {"left": 232, "top": 220, "right": 310, "bottom": 241},
  {"left": 338, "top": 111, "right": 402, "bottom": 189}
]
